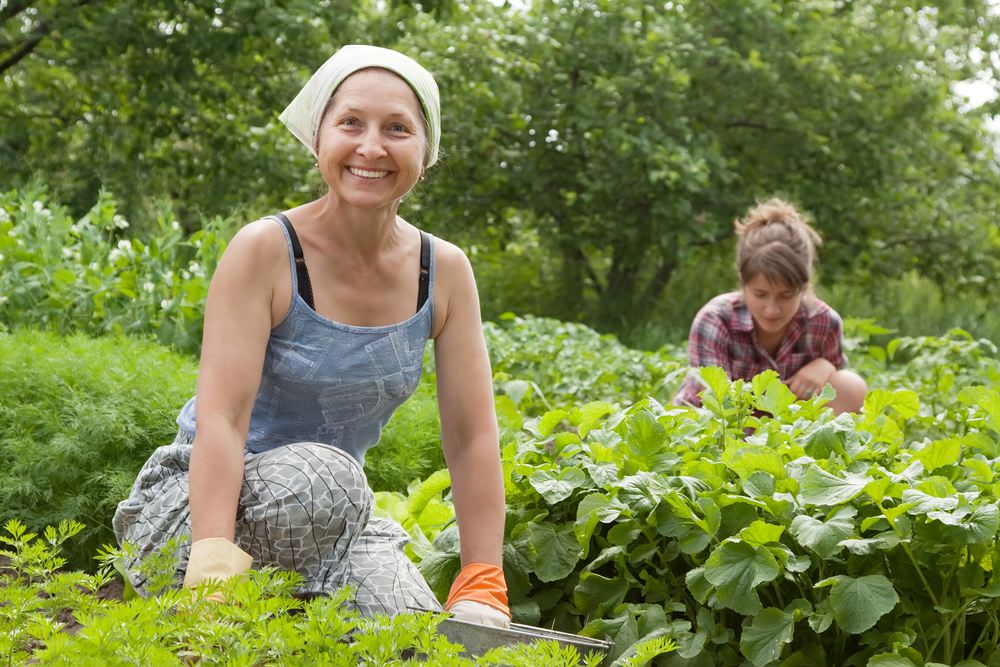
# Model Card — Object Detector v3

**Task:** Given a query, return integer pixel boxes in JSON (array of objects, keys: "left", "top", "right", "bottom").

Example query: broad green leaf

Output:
[
  {"left": 743, "top": 471, "right": 776, "bottom": 499},
  {"left": 511, "top": 521, "right": 582, "bottom": 583},
  {"left": 608, "top": 520, "right": 643, "bottom": 546},
  {"left": 959, "top": 386, "right": 1000, "bottom": 434},
  {"left": 575, "top": 492, "right": 629, "bottom": 554},
  {"left": 805, "top": 422, "right": 847, "bottom": 459},
  {"left": 571, "top": 401, "right": 616, "bottom": 437},
  {"left": 789, "top": 507, "right": 855, "bottom": 559},
  {"left": 864, "top": 389, "right": 920, "bottom": 419},
  {"left": 753, "top": 371, "right": 797, "bottom": 416},
  {"left": 866, "top": 654, "right": 918, "bottom": 667},
  {"left": 617, "top": 472, "right": 673, "bottom": 515},
  {"left": 799, "top": 466, "right": 871, "bottom": 506},
  {"left": 573, "top": 570, "right": 630, "bottom": 617},
  {"left": 495, "top": 394, "right": 523, "bottom": 431},
  {"left": 510, "top": 598, "right": 541, "bottom": 626},
  {"left": 698, "top": 366, "right": 731, "bottom": 401},
  {"left": 405, "top": 468, "right": 452, "bottom": 518},
  {"left": 704, "top": 541, "right": 781, "bottom": 615},
  {"left": 840, "top": 533, "right": 901, "bottom": 555},
  {"left": 537, "top": 409, "right": 569, "bottom": 438},
  {"left": 502, "top": 379, "right": 532, "bottom": 406},
  {"left": 625, "top": 410, "right": 677, "bottom": 471},
  {"left": 928, "top": 502, "right": 999, "bottom": 544},
  {"left": 901, "top": 489, "right": 958, "bottom": 514},
  {"left": 821, "top": 574, "right": 899, "bottom": 634},
  {"left": 724, "top": 445, "right": 785, "bottom": 480},
  {"left": 739, "top": 520, "right": 785, "bottom": 547},
  {"left": 864, "top": 476, "right": 893, "bottom": 504},
  {"left": 913, "top": 438, "right": 962, "bottom": 473},
  {"left": 963, "top": 457, "right": 993, "bottom": 484},
  {"left": 809, "top": 597, "right": 834, "bottom": 634},
  {"left": 966, "top": 432, "right": 999, "bottom": 458},
  {"left": 685, "top": 567, "right": 713, "bottom": 605},
  {"left": 740, "top": 607, "right": 795, "bottom": 667},
  {"left": 528, "top": 466, "right": 589, "bottom": 504}
]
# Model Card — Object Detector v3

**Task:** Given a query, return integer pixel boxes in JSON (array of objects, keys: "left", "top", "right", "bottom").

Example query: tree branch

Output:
[
  {"left": 0, "top": 0, "right": 96, "bottom": 76},
  {"left": 724, "top": 119, "right": 794, "bottom": 133},
  {"left": 0, "top": 0, "right": 37, "bottom": 24},
  {"left": 0, "top": 23, "right": 46, "bottom": 74}
]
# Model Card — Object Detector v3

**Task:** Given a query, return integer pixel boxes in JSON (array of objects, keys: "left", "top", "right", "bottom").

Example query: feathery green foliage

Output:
[
  {"left": 0, "top": 519, "right": 618, "bottom": 665},
  {"left": 0, "top": 330, "right": 197, "bottom": 569}
]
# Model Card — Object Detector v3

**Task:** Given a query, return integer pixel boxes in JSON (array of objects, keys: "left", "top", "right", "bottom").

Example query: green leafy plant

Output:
[
  {"left": 0, "top": 184, "right": 233, "bottom": 353},
  {"left": 0, "top": 518, "right": 625, "bottom": 666},
  {"left": 410, "top": 350, "right": 1000, "bottom": 665}
]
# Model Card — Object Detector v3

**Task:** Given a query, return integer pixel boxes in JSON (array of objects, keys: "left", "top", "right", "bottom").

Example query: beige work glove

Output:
[
  {"left": 447, "top": 599, "right": 511, "bottom": 628},
  {"left": 182, "top": 537, "right": 253, "bottom": 602}
]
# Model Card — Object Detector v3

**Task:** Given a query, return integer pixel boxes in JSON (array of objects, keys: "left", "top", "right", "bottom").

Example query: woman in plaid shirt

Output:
[{"left": 674, "top": 198, "right": 867, "bottom": 414}]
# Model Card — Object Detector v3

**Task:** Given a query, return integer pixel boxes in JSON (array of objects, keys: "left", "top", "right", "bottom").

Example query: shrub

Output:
[{"left": 0, "top": 183, "right": 233, "bottom": 354}]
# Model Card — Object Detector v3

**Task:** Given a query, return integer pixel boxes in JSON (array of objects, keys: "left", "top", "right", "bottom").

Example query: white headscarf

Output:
[{"left": 279, "top": 45, "right": 441, "bottom": 167}]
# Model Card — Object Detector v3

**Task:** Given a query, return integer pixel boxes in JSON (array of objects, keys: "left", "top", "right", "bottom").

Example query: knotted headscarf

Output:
[{"left": 279, "top": 45, "right": 441, "bottom": 167}]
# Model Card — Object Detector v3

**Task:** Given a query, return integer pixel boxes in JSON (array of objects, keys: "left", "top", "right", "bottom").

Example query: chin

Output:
[{"left": 758, "top": 320, "right": 787, "bottom": 334}]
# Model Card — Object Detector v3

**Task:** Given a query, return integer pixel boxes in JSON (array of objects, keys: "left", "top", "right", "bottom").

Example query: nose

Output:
[
  {"left": 763, "top": 299, "right": 781, "bottom": 317},
  {"left": 356, "top": 128, "right": 387, "bottom": 159}
]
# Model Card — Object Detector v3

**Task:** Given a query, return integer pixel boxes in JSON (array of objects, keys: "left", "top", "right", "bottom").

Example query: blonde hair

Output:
[{"left": 734, "top": 198, "right": 822, "bottom": 291}]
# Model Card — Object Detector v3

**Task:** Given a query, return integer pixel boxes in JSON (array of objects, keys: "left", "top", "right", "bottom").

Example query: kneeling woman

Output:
[
  {"left": 674, "top": 198, "right": 867, "bottom": 414},
  {"left": 113, "top": 45, "right": 509, "bottom": 627}
]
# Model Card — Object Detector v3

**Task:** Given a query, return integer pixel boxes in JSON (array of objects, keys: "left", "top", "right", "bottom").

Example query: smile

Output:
[{"left": 347, "top": 167, "right": 389, "bottom": 179}]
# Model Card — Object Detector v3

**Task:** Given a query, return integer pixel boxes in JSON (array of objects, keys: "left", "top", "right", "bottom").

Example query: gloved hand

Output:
[
  {"left": 183, "top": 537, "right": 253, "bottom": 602},
  {"left": 444, "top": 563, "right": 511, "bottom": 629},
  {"left": 448, "top": 600, "right": 511, "bottom": 628}
]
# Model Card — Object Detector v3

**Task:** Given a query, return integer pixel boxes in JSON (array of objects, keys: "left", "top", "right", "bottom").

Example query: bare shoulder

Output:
[
  {"left": 223, "top": 217, "right": 288, "bottom": 265},
  {"left": 432, "top": 235, "right": 474, "bottom": 276},
  {"left": 209, "top": 217, "right": 290, "bottom": 319},
  {"left": 428, "top": 235, "right": 480, "bottom": 338}
]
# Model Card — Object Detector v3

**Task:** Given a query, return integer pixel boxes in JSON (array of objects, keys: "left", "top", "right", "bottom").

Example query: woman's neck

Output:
[{"left": 754, "top": 327, "right": 786, "bottom": 357}]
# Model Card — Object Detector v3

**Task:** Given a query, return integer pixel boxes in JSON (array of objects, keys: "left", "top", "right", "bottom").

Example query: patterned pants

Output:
[{"left": 112, "top": 432, "right": 441, "bottom": 616}]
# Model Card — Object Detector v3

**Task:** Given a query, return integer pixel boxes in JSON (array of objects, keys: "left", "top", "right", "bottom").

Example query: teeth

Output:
[{"left": 348, "top": 167, "right": 389, "bottom": 179}]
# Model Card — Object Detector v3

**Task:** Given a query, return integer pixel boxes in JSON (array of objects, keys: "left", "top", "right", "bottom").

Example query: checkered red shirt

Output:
[{"left": 674, "top": 292, "right": 847, "bottom": 406}]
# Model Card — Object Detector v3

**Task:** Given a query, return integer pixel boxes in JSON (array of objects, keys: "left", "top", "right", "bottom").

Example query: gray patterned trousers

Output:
[{"left": 112, "top": 432, "right": 441, "bottom": 616}]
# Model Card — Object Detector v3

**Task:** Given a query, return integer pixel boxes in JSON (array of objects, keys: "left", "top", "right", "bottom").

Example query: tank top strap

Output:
[{"left": 268, "top": 215, "right": 302, "bottom": 312}]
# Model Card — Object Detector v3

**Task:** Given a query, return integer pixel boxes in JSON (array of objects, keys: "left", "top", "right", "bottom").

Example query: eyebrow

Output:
[{"left": 338, "top": 106, "right": 418, "bottom": 121}]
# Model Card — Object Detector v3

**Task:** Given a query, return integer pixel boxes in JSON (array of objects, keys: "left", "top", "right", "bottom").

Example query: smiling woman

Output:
[
  {"left": 673, "top": 198, "right": 868, "bottom": 415},
  {"left": 112, "top": 45, "right": 510, "bottom": 629}
]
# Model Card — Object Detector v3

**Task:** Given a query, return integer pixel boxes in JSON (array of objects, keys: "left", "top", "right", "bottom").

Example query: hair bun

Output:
[{"left": 733, "top": 198, "right": 823, "bottom": 290}]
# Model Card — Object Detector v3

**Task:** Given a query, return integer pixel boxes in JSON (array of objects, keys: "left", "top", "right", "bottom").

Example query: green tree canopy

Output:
[{"left": 3, "top": 0, "right": 998, "bottom": 331}]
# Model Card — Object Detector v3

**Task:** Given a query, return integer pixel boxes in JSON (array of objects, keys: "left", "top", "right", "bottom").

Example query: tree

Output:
[
  {"left": 1, "top": 1, "right": 370, "bottom": 226},
  {"left": 412, "top": 0, "right": 1000, "bottom": 328}
]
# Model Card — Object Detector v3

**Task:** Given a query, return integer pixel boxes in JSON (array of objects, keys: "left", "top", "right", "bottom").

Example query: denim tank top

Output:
[{"left": 176, "top": 217, "right": 435, "bottom": 465}]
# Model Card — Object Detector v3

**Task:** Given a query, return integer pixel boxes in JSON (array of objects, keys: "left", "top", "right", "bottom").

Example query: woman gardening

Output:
[
  {"left": 674, "top": 198, "right": 867, "bottom": 415},
  {"left": 113, "top": 45, "right": 509, "bottom": 627}
]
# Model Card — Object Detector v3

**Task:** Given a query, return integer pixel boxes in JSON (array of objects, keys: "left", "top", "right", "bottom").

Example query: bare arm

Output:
[
  {"left": 189, "top": 221, "right": 283, "bottom": 542},
  {"left": 433, "top": 244, "right": 504, "bottom": 567}
]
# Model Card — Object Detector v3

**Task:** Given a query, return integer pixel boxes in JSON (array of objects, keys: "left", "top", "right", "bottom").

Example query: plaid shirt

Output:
[{"left": 674, "top": 291, "right": 847, "bottom": 406}]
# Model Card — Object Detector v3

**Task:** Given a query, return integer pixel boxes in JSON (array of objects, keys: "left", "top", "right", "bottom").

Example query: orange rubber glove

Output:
[{"left": 444, "top": 563, "right": 511, "bottom": 624}]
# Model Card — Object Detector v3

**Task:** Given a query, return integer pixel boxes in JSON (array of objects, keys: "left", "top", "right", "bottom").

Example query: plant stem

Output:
[{"left": 968, "top": 613, "right": 993, "bottom": 658}]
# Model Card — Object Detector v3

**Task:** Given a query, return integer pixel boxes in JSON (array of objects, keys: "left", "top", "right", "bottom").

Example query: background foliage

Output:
[{"left": 2, "top": 0, "right": 998, "bottom": 340}]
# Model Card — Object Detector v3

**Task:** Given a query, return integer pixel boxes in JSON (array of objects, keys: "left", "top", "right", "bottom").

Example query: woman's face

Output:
[
  {"left": 741, "top": 273, "right": 804, "bottom": 339},
  {"left": 315, "top": 68, "right": 427, "bottom": 210}
]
